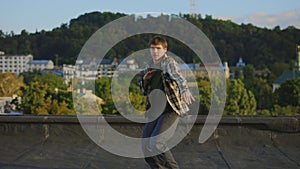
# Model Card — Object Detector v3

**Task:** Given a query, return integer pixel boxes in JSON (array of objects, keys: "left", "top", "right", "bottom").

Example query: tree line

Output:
[
  {"left": 0, "top": 71, "right": 298, "bottom": 116},
  {"left": 0, "top": 11, "right": 300, "bottom": 73}
]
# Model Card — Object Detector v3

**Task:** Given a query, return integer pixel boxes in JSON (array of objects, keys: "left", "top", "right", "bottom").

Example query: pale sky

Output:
[{"left": 1, "top": 0, "right": 300, "bottom": 34}]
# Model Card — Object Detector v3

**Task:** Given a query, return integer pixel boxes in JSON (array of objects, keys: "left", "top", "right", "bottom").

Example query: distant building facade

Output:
[
  {"left": 63, "top": 58, "right": 139, "bottom": 84},
  {"left": 0, "top": 51, "right": 53, "bottom": 75},
  {"left": 0, "top": 53, "right": 33, "bottom": 75},
  {"left": 63, "top": 57, "right": 230, "bottom": 85},
  {"left": 180, "top": 62, "right": 230, "bottom": 79}
]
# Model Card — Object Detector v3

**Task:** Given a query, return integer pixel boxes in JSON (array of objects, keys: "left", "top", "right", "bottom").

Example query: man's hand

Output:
[{"left": 182, "top": 89, "right": 195, "bottom": 105}]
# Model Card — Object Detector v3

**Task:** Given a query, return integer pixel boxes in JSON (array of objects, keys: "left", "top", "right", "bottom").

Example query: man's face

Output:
[{"left": 150, "top": 44, "right": 167, "bottom": 63}]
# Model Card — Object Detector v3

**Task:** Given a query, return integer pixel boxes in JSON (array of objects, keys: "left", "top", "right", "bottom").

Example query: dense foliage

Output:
[
  {"left": 0, "top": 12, "right": 299, "bottom": 70},
  {"left": 0, "top": 72, "right": 24, "bottom": 97},
  {"left": 20, "top": 73, "right": 74, "bottom": 115},
  {"left": 1, "top": 71, "right": 299, "bottom": 115}
]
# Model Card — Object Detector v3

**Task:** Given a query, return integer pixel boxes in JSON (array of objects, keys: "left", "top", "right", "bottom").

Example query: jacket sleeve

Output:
[{"left": 165, "top": 58, "right": 188, "bottom": 94}]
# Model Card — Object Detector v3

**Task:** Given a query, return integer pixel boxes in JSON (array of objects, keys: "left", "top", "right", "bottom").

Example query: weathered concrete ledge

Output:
[
  {"left": 0, "top": 115, "right": 299, "bottom": 169},
  {"left": 0, "top": 115, "right": 299, "bottom": 132}
]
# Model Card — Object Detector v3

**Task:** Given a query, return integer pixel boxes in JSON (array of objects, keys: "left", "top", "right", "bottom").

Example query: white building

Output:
[
  {"left": 0, "top": 52, "right": 53, "bottom": 75},
  {"left": 63, "top": 57, "right": 231, "bottom": 85},
  {"left": 0, "top": 54, "right": 33, "bottom": 75},
  {"left": 63, "top": 58, "right": 140, "bottom": 84}
]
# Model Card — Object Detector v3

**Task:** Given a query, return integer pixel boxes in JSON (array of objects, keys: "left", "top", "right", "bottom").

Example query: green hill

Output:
[{"left": 0, "top": 11, "right": 299, "bottom": 69}]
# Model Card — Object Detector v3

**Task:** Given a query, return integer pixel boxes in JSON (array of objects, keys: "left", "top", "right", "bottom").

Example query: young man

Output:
[{"left": 141, "top": 36, "right": 194, "bottom": 169}]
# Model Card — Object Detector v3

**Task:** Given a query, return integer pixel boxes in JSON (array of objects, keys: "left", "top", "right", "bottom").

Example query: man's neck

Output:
[{"left": 153, "top": 54, "right": 167, "bottom": 64}]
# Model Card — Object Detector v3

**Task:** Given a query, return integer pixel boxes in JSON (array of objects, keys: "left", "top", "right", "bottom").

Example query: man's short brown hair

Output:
[{"left": 149, "top": 36, "right": 168, "bottom": 49}]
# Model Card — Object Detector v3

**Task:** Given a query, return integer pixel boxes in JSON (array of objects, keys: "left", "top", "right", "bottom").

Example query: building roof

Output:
[
  {"left": 274, "top": 70, "right": 300, "bottom": 84},
  {"left": 236, "top": 57, "right": 246, "bottom": 67},
  {"left": 0, "top": 54, "right": 33, "bottom": 58},
  {"left": 76, "top": 58, "right": 124, "bottom": 65},
  {"left": 41, "top": 69, "right": 63, "bottom": 76},
  {"left": 28, "top": 60, "right": 52, "bottom": 65}
]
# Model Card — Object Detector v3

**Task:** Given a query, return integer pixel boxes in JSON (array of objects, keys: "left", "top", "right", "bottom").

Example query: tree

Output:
[
  {"left": 95, "top": 78, "right": 117, "bottom": 114},
  {"left": 20, "top": 73, "right": 74, "bottom": 114},
  {"left": 21, "top": 70, "right": 42, "bottom": 85},
  {"left": 197, "top": 78, "right": 211, "bottom": 115},
  {"left": 241, "top": 64, "right": 275, "bottom": 111},
  {"left": 252, "top": 77, "right": 274, "bottom": 111},
  {"left": 269, "top": 62, "right": 290, "bottom": 78},
  {"left": 273, "top": 105, "right": 300, "bottom": 116},
  {"left": 0, "top": 30, "right": 4, "bottom": 38},
  {"left": 242, "top": 64, "right": 255, "bottom": 81},
  {"left": 276, "top": 78, "right": 300, "bottom": 107},
  {"left": 129, "top": 80, "right": 146, "bottom": 113},
  {"left": 35, "top": 73, "right": 67, "bottom": 88},
  {"left": 225, "top": 79, "right": 257, "bottom": 115},
  {"left": 94, "top": 75, "right": 147, "bottom": 115},
  {"left": 0, "top": 73, "right": 25, "bottom": 97},
  {"left": 21, "top": 81, "right": 51, "bottom": 114}
]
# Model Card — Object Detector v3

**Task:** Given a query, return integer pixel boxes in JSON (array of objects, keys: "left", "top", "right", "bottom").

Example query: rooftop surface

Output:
[
  {"left": 0, "top": 115, "right": 299, "bottom": 169},
  {"left": 273, "top": 70, "right": 300, "bottom": 85}
]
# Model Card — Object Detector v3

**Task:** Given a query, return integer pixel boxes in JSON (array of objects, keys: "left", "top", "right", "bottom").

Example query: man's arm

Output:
[
  {"left": 165, "top": 58, "right": 188, "bottom": 93},
  {"left": 165, "top": 58, "right": 195, "bottom": 105}
]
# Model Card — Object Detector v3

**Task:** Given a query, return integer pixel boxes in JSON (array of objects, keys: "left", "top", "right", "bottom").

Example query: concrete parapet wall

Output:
[{"left": 0, "top": 115, "right": 299, "bottom": 169}]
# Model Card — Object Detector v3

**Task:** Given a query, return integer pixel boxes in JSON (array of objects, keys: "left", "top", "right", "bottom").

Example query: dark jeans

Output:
[{"left": 142, "top": 111, "right": 180, "bottom": 169}]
